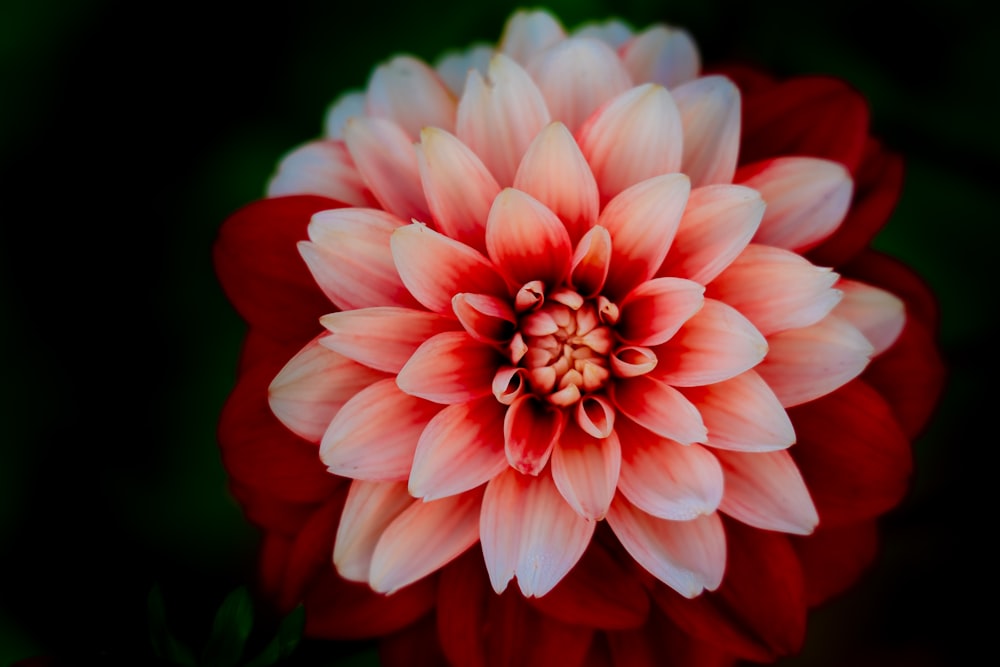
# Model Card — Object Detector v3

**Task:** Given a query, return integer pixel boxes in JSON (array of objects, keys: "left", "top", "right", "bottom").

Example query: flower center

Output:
[{"left": 514, "top": 287, "right": 617, "bottom": 406}]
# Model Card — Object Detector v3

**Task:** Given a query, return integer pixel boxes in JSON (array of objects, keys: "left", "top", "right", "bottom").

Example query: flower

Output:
[{"left": 213, "top": 8, "right": 945, "bottom": 665}]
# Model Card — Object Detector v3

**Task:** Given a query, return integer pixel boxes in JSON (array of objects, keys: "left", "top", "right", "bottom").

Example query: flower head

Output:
[{"left": 214, "top": 8, "right": 944, "bottom": 665}]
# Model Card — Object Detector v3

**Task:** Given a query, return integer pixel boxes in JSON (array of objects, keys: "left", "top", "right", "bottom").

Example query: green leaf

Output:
[
  {"left": 147, "top": 584, "right": 198, "bottom": 666},
  {"left": 243, "top": 605, "right": 305, "bottom": 667},
  {"left": 200, "top": 586, "right": 255, "bottom": 667}
]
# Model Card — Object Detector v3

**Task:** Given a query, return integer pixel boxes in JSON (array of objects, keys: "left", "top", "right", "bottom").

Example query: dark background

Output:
[{"left": 2, "top": 0, "right": 996, "bottom": 664}]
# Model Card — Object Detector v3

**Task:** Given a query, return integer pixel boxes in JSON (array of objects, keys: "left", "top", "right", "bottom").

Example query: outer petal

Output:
[
  {"left": 485, "top": 188, "right": 573, "bottom": 289},
  {"left": 619, "top": 25, "right": 700, "bottom": 88},
  {"left": 715, "top": 449, "right": 819, "bottom": 535},
  {"left": 366, "top": 55, "right": 457, "bottom": 138},
  {"left": 435, "top": 44, "right": 493, "bottom": 96},
  {"left": 617, "top": 277, "right": 705, "bottom": 346},
  {"left": 498, "top": 8, "right": 567, "bottom": 65},
  {"left": 319, "top": 378, "right": 441, "bottom": 480},
  {"left": 577, "top": 84, "right": 684, "bottom": 201},
  {"left": 611, "top": 375, "right": 707, "bottom": 445},
  {"left": 396, "top": 331, "right": 500, "bottom": 404},
  {"left": 323, "top": 90, "right": 366, "bottom": 139},
  {"left": 671, "top": 75, "right": 741, "bottom": 187},
  {"left": 266, "top": 139, "right": 376, "bottom": 206},
  {"left": 550, "top": 421, "right": 621, "bottom": 520},
  {"left": 606, "top": 495, "right": 725, "bottom": 597},
  {"left": 334, "top": 480, "right": 413, "bottom": 582},
  {"left": 831, "top": 277, "right": 905, "bottom": 355},
  {"left": 791, "top": 520, "right": 880, "bottom": 606}
]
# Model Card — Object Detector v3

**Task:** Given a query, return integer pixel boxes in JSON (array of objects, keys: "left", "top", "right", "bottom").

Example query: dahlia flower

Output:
[{"left": 213, "top": 8, "right": 944, "bottom": 665}]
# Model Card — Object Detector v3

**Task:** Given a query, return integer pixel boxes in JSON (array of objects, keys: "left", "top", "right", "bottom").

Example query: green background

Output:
[{"left": 2, "top": 0, "right": 995, "bottom": 664}]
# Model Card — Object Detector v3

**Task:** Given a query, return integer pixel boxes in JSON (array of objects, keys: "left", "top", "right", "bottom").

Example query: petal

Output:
[
  {"left": 652, "top": 298, "right": 768, "bottom": 387},
  {"left": 756, "top": 314, "right": 874, "bottom": 407},
  {"left": 504, "top": 394, "right": 564, "bottom": 475},
  {"left": 435, "top": 43, "right": 493, "bottom": 96},
  {"left": 480, "top": 469, "right": 596, "bottom": 597},
  {"left": 366, "top": 55, "right": 457, "bottom": 138},
  {"left": 597, "top": 173, "right": 691, "bottom": 299},
  {"left": 416, "top": 126, "right": 500, "bottom": 253},
  {"left": 498, "top": 8, "right": 566, "bottom": 65},
  {"left": 269, "top": 335, "right": 389, "bottom": 443},
  {"left": 513, "top": 122, "right": 600, "bottom": 245},
  {"left": 577, "top": 84, "right": 684, "bottom": 201},
  {"left": 606, "top": 496, "right": 725, "bottom": 597},
  {"left": 485, "top": 188, "right": 573, "bottom": 289},
  {"left": 706, "top": 243, "right": 841, "bottom": 336},
  {"left": 319, "top": 307, "right": 458, "bottom": 373},
  {"left": 575, "top": 394, "right": 616, "bottom": 438},
  {"left": 323, "top": 90, "right": 366, "bottom": 139},
  {"left": 570, "top": 224, "right": 612, "bottom": 297},
  {"left": 551, "top": 421, "right": 622, "bottom": 520},
  {"left": 456, "top": 53, "right": 551, "bottom": 186},
  {"left": 671, "top": 75, "right": 741, "bottom": 187},
  {"left": 370, "top": 490, "right": 482, "bottom": 594},
  {"left": 409, "top": 396, "right": 508, "bottom": 501},
  {"left": 390, "top": 222, "right": 508, "bottom": 315},
  {"left": 832, "top": 278, "right": 905, "bottom": 356},
  {"left": 679, "top": 370, "right": 795, "bottom": 452},
  {"left": 657, "top": 184, "right": 764, "bottom": 285},
  {"left": 452, "top": 292, "right": 516, "bottom": 345},
  {"left": 715, "top": 449, "right": 819, "bottom": 535},
  {"left": 266, "top": 139, "right": 375, "bottom": 206},
  {"left": 616, "top": 419, "right": 724, "bottom": 520},
  {"left": 573, "top": 18, "right": 633, "bottom": 48},
  {"left": 617, "top": 277, "right": 705, "bottom": 346},
  {"left": 319, "top": 378, "right": 441, "bottom": 480},
  {"left": 619, "top": 25, "right": 700, "bottom": 88},
  {"left": 334, "top": 480, "right": 413, "bottom": 582},
  {"left": 611, "top": 375, "right": 707, "bottom": 445},
  {"left": 791, "top": 520, "right": 880, "bottom": 606},
  {"left": 302, "top": 207, "right": 420, "bottom": 311},
  {"left": 343, "top": 116, "right": 432, "bottom": 223},
  {"left": 527, "top": 37, "right": 633, "bottom": 134},
  {"left": 396, "top": 331, "right": 500, "bottom": 404},
  {"left": 738, "top": 157, "right": 853, "bottom": 252}
]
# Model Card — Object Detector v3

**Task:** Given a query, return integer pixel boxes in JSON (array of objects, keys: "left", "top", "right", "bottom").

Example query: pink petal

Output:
[
  {"left": 619, "top": 25, "right": 700, "bottom": 88},
  {"left": 679, "top": 370, "right": 795, "bottom": 452},
  {"left": 551, "top": 420, "right": 622, "bottom": 520},
  {"left": 366, "top": 55, "right": 457, "bottom": 139},
  {"left": 513, "top": 122, "right": 600, "bottom": 245},
  {"left": 492, "top": 366, "right": 529, "bottom": 405},
  {"left": 480, "top": 469, "right": 596, "bottom": 597},
  {"left": 498, "top": 9, "right": 566, "bottom": 65},
  {"left": 611, "top": 375, "right": 707, "bottom": 445},
  {"left": 653, "top": 298, "right": 768, "bottom": 387},
  {"left": 504, "top": 394, "right": 565, "bottom": 475},
  {"left": 435, "top": 44, "right": 492, "bottom": 96},
  {"left": 756, "top": 315, "right": 874, "bottom": 407},
  {"left": 369, "top": 490, "right": 482, "bottom": 594},
  {"left": 343, "top": 116, "right": 432, "bottom": 223},
  {"left": 390, "top": 222, "right": 508, "bottom": 315},
  {"left": 485, "top": 188, "right": 572, "bottom": 289},
  {"left": 396, "top": 331, "right": 500, "bottom": 404},
  {"left": 832, "top": 278, "right": 905, "bottom": 356},
  {"left": 706, "top": 244, "right": 842, "bottom": 336},
  {"left": 617, "top": 277, "right": 705, "bottom": 346},
  {"left": 408, "top": 397, "right": 508, "bottom": 501},
  {"left": 670, "top": 75, "right": 741, "bottom": 187},
  {"left": 266, "top": 139, "right": 375, "bottom": 206},
  {"left": 610, "top": 346, "right": 658, "bottom": 378},
  {"left": 738, "top": 157, "right": 853, "bottom": 252},
  {"left": 575, "top": 394, "right": 616, "bottom": 438},
  {"left": 319, "top": 378, "right": 441, "bottom": 480},
  {"left": 527, "top": 37, "right": 633, "bottom": 134},
  {"left": 597, "top": 173, "right": 691, "bottom": 299},
  {"left": 452, "top": 292, "right": 516, "bottom": 345},
  {"left": 456, "top": 54, "right": 551, "bottom": 186},
  {"left": 606, "top": 495, "right": 725, "bottom": 597},
  {"left": 268, "top": 336, "right": 390, "bottom": 443},
  {"left": 616, "top": 418, "right": 723, "bottom": 521},
  {"left": 416, "top": 126, "right": 500, "bottom": 253},
  {"left": 577, "top": 84, "right": 684, "bottom": 201},
  {"left": 302, "top": 207, "right": 420, "bottom": 311},
  {"left": 319, "top": 307, "right": 459, "bottom": 373},
  {"left": 334, "top": 480, "right": 413, "bottom": 582},
  {"left": 657, "top": 184, "right": 764, "bottom": 285},
  {"left": 715, "top": 449, "right": 819, "bottom": 535},
  {"left": 570, "top": 225, "right": 612, "bottom": 297}
]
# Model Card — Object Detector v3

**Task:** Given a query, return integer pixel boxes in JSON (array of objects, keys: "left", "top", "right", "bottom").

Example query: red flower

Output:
[{"left": 213, "top": 10, "right": 944, "bottom": 665}]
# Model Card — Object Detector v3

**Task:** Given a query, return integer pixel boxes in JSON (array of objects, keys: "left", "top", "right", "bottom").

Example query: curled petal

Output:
[
  {"left": 570, "top": 225, "right": 612, "bottom": 297},
  {"left": 480, "top": 469, "right": 595, "bottom": 597},
  {"left": 366, "top": 55, "right": 457, "bottom": 139},
  {"left": 576, "top": 394, "right": 616, "bottom": 439},
  {"left": 319, "top": 307, "right": 458, "bottom": 373},
  {"left": 832, "top": 278, "right": 905, "bottom": 356},
  {"left": 611, "top": 346, "right": 658, "bottom": 378},
  {"left": 619, "top": 24, "right": 700, "bottom": 88},
  {"left": 607, "top": 496, "right": 725, "bottom": 597},
  {"left": 671, "top": 75, "right": 741, "bottom": 187},
  {"left": 738, "top": 157, "right": 853, "bottom": 253},
  {"left": 618, "top": 277, "right": 705, "bottom": 346},
  {"left": 267, "top": 139, "right": 375, "bottom": 206},
  {"left": 320, "top": 378, "right": 440, "bottom": 480},
  {"left": 452, "top": 292, "right": 516, "bottom": 345},
  {"left": 715, "top": 449, "right": 819, "bottom": 535},
  {"left": 396, "top": 331, "right": 499, "bottom": 404},
  {"left": 653, "top": 299, "right": 768, "bottom": 387},
  {"left": 513, "top": 122, "right": 600, "bottom": 244},
  {"left": 612, "top": 375, "right": 707, "bottom": 445},
  {"left": 577, "top": 84, "right": 684, "bottom": 201},
  {"left": 409, "top": 397, "right": 508, "bottom": 501},
  {"left": 504, "top": 394, "right": 565, "bottom": 475},
  {"left": 756, "top": 315, "right": 874, "bottom": 407},
  {"left": 486, "top": 188, "right": 573, "bottom": 289},
  {"left": 334, "top": 480, "right": 413, "bottom": 582},
  {"left": 493, "top": 366, "right": 528, "bottom": 404},
  {"left": 391, "top": 223, "right": 508, "bottom": 315},
  {"left": 551, "top": 421, "right": 621, "bottom": 520}
]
